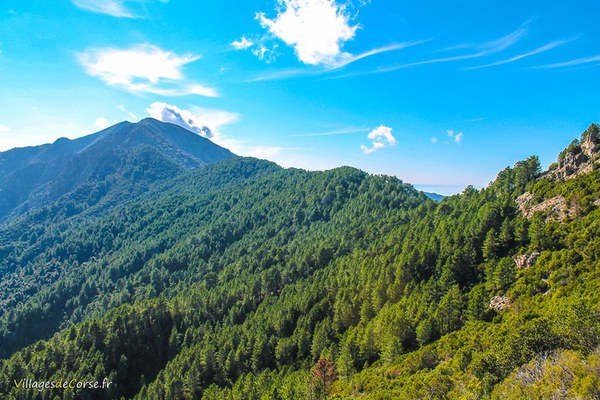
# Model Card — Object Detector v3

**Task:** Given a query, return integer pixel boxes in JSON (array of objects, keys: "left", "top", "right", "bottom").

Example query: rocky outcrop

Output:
[
  {"left": 490, "top": 295, "right": 511, "bottom": 312},
  {"left": 516, "top": 124, "right": 599, "bottom": 221},
  {"left": 516, "top": 192, "right": 571, "bottom": 221},
  {"left": 582, "top": 124, "right": 600, "bottom": 155},
  {"left": 514, "top": 252, "right": 540, "bottom": 269},
  {"left": 550, "top": 124, "right": 600, "bottom": 180}
]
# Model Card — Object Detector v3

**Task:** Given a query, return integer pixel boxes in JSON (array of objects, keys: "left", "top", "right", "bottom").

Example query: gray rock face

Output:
[
  {"left": 515, "top": 192, "right": 572, "bottom": 221},
  {"left": 582, "top": 124, "right": 600, "bottom": 156},
  {"left": 551, "top": 124, "right": 600, "bottom": 180},
  {"left": 490, "top": 295, "right": 511, "bottom": 312},
  {"left": 514, "top": 252, "right": 540, "bottom": 269}
]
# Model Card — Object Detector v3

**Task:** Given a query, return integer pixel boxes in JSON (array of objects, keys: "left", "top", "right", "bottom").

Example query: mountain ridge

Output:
[{"left": 0, "top": 118, "right": 234, "bottom": 222}]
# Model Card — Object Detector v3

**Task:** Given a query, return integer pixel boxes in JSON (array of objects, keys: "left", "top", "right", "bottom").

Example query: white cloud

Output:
[
  {"left": 72, "top": 0, "right": 136, "bottom": 17},
  {"left": 78, "top": 44, "right": 217, "bottom": 97},
  {"left": 360, "top": 141, "right": 384, "bottom": 154},
  {"left": 145, "top": 102, "right": 240, "bottom": 139},
  {"left": 431, "top": 137, "right": 438, "bottom": 144},
  {"left": 256, "top": 0, "right": 358, "bottom": 66},
  {"left": 360, "top": 125, "right": 396, "bottom": 154},
  {"left": 0, "top": 124, "right": 11, "bottom": 133},
  {"left": 231, "top": 36, "right": 254, "bottom": 50},
  {"left": 237, "top": 3, "right": 426, "bottom": 78},
  {"left": 447, "top": 129, "right": 455, "bottom": 137},
  {"left": 95, "top": 117, "right": 110, "bottom": 129}
]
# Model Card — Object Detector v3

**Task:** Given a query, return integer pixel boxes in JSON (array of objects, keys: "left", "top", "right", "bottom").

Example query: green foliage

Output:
[{"left": 0, "top": 124, "right": 599, "bottom": 399}]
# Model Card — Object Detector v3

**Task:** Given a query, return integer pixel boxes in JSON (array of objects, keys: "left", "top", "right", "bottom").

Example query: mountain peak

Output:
[
  {"left": 137, "top": 117, "right": 162, "bottom": 125},
  {"left": 0, "top": 118, "right": 235, "bottom": 220},
  {"left": 136, "top": 116, "right": 214, "bottom": 138}
]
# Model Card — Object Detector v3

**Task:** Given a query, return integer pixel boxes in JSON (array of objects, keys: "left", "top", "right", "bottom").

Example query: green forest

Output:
[{"left": 0, "top": 124, "right": 599, "bottom": 399}]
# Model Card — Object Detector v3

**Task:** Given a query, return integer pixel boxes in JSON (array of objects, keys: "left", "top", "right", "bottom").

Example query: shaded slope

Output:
[{"left": 0, "top": 118, "right": 234, "bottom": 221}]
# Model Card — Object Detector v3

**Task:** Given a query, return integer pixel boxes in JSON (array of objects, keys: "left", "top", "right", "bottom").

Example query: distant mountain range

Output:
[
  {"left": 0, "top": 118, "right": 234, "bottom": 221},
  {"left": 423, "top": 191, "right": 445, "bottom": 202}
]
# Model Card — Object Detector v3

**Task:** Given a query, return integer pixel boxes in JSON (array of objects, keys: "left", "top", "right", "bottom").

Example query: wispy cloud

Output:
[
  {"left": 289, "top": 127, "right": 368, "bottom": 137},
  {"left": 330, "top": 23, "right": 530, "bottom": 79},
  {"left": 533, "top": 54, "right": 600, "bottom": 69},
  {"left": 329, "top": 40, "right": 430, "bottom": 70},
  {"left": 379, "top": 24, "right": 528, "bottom": 71},
  {"left": 467, "top": 38, "right": 574, "bottom": 70},
  {"left": 444, "top": 22, "right": 530, "bottom": 53},
  {"left": 465, "top": 117, "right": 485, "bottom": 122},
  {"left": 246, "top": 41, "right": 426, "bottom": 82},
  {"left": 72, "top": 0, "right": 136, "bottom": 17},
  {"left": 188, "top": 106, "right": 241, "bottom": 132},
  {"left": 360, "top": 125, "right": 397, "bottom": 154},
  {"left": 0, "top": 124, "right": 11, "bottom": 133},
  {"left": 72, "top": 0, "right": 170, "bottom": 17},
  {"left": 77, "top": 44, "right": 217, "bottom": 97},
  {"left": 246, "top": 68, "right": 316, "bottom": 83}
]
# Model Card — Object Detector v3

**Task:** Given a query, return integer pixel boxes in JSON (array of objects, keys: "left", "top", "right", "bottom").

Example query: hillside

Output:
[
  {"left": 0, "top": 124, "right": 599, "bottom": 400},
  {"left": 0, "top": 118, "right": 234, "bottom": 222}
]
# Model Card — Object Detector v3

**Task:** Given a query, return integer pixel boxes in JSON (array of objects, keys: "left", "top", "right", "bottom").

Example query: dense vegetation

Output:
[{"left": 0, "top": 125, "right": 598, "bottom": 399}]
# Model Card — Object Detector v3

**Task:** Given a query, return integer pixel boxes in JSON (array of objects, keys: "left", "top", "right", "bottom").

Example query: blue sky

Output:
[{"left": 0, "top": 0, "right": 599, "bottom": 194}]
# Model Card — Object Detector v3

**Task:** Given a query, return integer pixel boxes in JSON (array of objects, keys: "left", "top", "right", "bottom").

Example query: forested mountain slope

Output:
[
  {"left": 0, "top": 124, "right": 599, "bottom": 400},
  {"left": 0, "top": 157, "right": 280, "bottom": 356},
  {"left": 0, "top": 118, "right": 234, "bottom": 222}
]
